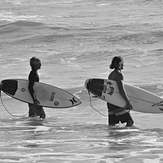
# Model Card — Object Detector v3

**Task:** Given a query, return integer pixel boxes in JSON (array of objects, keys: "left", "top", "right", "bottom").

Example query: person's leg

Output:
[
  {"left": 107, "top": 103, "right": 119, "bottom": 126},
  {"left": 108, "top": 114, "right": 119, "bottom": 126},
  {"left": 28, "top": 104, "right": 46, "bottom": 119},
  {"left": 35, "top": 105, "right": 46, "bottom": 119},
  {"left": 28, "top": 104, "right": 37, "bottom": 117},
  {"left": 119, "top": 112, "right": 134, "bottom": 127},
  {"left": 39, "top": 107, "right": 46, "bottom": 119}
]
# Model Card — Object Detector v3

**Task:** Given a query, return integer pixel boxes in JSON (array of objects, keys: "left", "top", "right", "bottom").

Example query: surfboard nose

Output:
[{"left": 1, "top": 79, "right": 17, "bottom": 95}]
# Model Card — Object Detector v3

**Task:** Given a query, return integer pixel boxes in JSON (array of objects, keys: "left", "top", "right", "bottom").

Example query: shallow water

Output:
[
  {"left": 1, "top": 113, "right": 163, "bottom": 163},
  {"left": 1, "top": 87, "right": 163, "bottom": 163}
]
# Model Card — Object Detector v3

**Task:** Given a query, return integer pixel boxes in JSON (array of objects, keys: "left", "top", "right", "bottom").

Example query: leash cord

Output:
[
  {"left": 0, "top": 91, "right": 28, "bottom": 119},
  {"left": 88, "top": 91, "right": 107, "bottom": 117}
]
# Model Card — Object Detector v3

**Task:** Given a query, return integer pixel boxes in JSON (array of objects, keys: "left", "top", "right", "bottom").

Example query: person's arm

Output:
[
  {"left": 28, "top": 80, "right": 36, "bottom": 102},
  {"left": 28, "top": 72, "right": 39, "bottom": 104},
  {"left": 116, "top": 73, "right": 132, "bottom": 109},
  {"left": 117, "top": 80, "right": 129, "bottom": 102},
  {"left": 117, "top": 80, "right": 132, "bottom": 109}
]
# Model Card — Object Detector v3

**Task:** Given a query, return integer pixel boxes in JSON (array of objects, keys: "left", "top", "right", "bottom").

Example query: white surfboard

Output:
[
  {"left": 85, "top": 78, "right": 163, "bottom": 114},
  {"left": 1, "top": 79, "right": 81, "bottom": 108}
]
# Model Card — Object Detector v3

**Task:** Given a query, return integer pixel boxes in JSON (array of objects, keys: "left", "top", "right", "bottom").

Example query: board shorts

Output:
[
  {"left": 28, "top": 104, "right": 46, "bottom": 119},
  {"left": 108, "top": 112, "right": 134, "bottom": 126},
  {"left": 107, "top": 103, "right": 134, "bottom": 126}
]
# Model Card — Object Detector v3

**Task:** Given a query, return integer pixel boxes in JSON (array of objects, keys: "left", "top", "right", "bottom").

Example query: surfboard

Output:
[
  {"left": 1, "top": 79, "right": 81, "bottom": 108},
  {"left": 85, "top": 78, "right": 163, "bottom": 114}
]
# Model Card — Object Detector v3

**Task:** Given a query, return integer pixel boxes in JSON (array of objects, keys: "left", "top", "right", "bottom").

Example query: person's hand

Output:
[
  {"left": 125, "top": 101, "right": 133, "bottom": 110},
  {"left": 34, "top": 99, "right": 40, "bottom": 105}
]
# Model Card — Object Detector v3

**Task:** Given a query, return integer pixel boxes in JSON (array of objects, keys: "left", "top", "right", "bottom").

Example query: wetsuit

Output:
[
  {"left": 107, "top": 70, "right": 133, "bottom": 126},
  {"left": 28, "top": 70, "right": 45, "bottom": 119}
]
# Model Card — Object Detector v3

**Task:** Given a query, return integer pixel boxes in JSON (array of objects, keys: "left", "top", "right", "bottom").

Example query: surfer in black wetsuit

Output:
[
  {"left": 107, "top": 56, "right": 134, "bottom": 127},
  {"left": 28, "top": 57, "right": 46, "bottom": 119}
]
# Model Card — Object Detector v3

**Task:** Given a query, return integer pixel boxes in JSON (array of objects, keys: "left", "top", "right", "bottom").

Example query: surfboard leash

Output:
[
  {"left": 0, "top": 91, "right": 28, "bottom": 119},
  {"left": 87, "top": 91, "right": 107, "bottom": 117}
]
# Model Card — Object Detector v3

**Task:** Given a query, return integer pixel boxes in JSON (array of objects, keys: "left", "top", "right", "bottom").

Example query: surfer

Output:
[
  {"left": 107, "top": 56, "right": 134, "bottom": 127},
  {"left": 28, "top": 57, "right": 46, "bottom": 119}
]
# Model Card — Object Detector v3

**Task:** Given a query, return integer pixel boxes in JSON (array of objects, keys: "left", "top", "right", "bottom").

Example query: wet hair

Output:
[
  {"left": 30, "top": 57, "right": 41, "bottom": 68},
  {"left": 110, "top": 56, "right": 123, "bottom": 69}
]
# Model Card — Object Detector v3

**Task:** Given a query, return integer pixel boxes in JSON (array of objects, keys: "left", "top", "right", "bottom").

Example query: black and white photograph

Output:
[{"left": 0, "top": 0, "right": 163, "bottom": 162}]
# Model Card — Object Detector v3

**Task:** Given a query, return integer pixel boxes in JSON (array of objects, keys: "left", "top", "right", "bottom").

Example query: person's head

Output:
[
  {"left": 110, "top": 56, "right": 124, "bottom": 70},
  {"left": 30, "top": 57, "right": 41, "bottom": 70}
]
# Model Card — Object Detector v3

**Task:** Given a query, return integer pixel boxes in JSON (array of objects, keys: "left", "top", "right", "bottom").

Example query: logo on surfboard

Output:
[
  {"left": 49, "top": 92, "right": 79, "bottom": 106},
  {"left": 103, "top": 81, "right": 114, "bottom": 95},
  {"left": 21, "top": 88, "right": 26, "bottom": 92},
  {"left": 49, "top": 92, "right": 60, "bottom": 106},
  {"left": 50, "top": 92, "right": 56, "bottom": 101},
  {"left": 69, "top": 97, "right": 78, "bottom": 105}
]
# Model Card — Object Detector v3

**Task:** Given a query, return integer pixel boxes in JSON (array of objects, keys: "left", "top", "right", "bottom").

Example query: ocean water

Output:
[{"left": 0, "top": 0, "right": 163, "bottom": 162}]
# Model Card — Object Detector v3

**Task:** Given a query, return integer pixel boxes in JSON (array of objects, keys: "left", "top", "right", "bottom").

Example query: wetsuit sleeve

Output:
[
  {"left": 28, "top": 71, "right": 36, "bottom": 102},
  {"left": 116, "top": 72, "right": 130, "bottom": 104}
]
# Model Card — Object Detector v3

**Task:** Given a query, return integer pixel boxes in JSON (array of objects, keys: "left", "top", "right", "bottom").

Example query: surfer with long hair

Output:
[{"left": 107, "top": 56, "right": 134, "bottom": 127}]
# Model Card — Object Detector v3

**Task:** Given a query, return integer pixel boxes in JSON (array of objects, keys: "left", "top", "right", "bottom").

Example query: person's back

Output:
[{"left": 108, "top": 69, "right": 123, "bottom": 82}]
